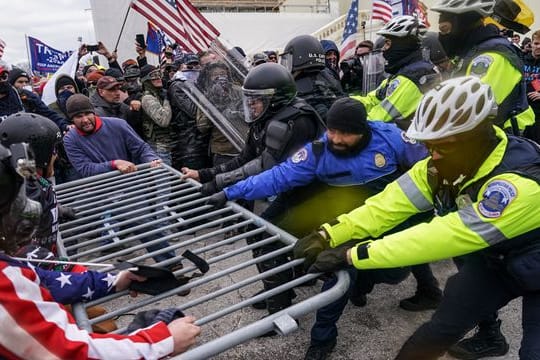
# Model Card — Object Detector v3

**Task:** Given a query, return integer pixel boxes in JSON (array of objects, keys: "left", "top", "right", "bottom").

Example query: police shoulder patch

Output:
[
  {"left": 386, "top": 79, "right": 400, "bottom": 96},
  {"left": 477, "top": 180, "right": 517, "bottom": 218},
  {"left": 291, "top": 148, "right": 309, "bottom": 163},
  {"left": 470, "top": 55, "right": 494, "bottom": 77}
]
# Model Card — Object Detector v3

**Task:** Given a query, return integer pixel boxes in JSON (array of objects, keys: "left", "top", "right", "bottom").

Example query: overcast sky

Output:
[{"left": 2, "top": 0, "right": 95, "bottom": 65}]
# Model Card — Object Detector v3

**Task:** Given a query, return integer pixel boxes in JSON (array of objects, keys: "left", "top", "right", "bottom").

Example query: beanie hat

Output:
[
  {"left": 326, "top": 97, "right": 369, "bottom": 135},
  {"left": 55, "top": 75, "right": 77, "bottom": 95},
  {"left": 8, "top": 68, "right": 30, "bottom": 85},
  {"left": 66, "top": 94, "right": 94, "bottom": 118}
]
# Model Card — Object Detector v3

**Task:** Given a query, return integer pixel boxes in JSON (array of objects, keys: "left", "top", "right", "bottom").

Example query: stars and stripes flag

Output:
[
  {"left": 340, "top": 0, "right": 360, "bottom": 60},
  {"left": 372, "top": 0, "right": 393, "bottom": 23},
  {"left": 131, "top": 0, "right": 220, "bottom": 53}
]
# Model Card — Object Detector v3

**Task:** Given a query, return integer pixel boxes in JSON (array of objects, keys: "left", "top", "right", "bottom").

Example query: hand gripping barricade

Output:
[{"left": 54, "top": 163, "right": 350, "bottom": 359}]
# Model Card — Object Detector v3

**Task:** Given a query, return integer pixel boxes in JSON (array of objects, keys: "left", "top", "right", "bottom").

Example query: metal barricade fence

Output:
[{"left": 55, "top": 163, "right": 350, "bottom": 359}]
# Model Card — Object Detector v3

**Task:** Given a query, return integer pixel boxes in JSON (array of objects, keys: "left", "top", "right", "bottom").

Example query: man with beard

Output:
[
  {"left": 295, "top": 77, "right": 540, "bottom": 360},
  {"left": 320, "top": 40, "right": 340, "bottom": 81},
  {"left": 351, "top": 15, "right": 439, "bottom": 130},
  {"left": 206, "top": 98, "right": 434, "bottom": 358},
  {"left": 431, "top": 0, "right": 534, "bottom": 135},
  {"left": 0, "top": 138, "right": 201, "bottom": 358}
]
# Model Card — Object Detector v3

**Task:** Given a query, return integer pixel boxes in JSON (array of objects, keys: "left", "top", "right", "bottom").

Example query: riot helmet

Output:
[
  {"left": 242, "top": 62, "right": 297, "bottom": 123},
  {"left": 0, "top": 113, "right": 62, "bottom": 169},
  {"left": 280, "top": 35, "right": 326, "bottom": 73},
  {"left": 0, "top": 143, "right": 42, "bottom": 253}
]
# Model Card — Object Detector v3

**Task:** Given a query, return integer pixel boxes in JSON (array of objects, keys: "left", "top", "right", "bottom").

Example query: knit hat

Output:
[
  {"left": 55, "top": 75, "right": 77, "bottom": 95},
  {"left": 8, "top": 68, "right": 30, "bottom": 85},
  {"left": 326, "top": 97, "right": 369, "bottom": 134},
  {"left": 66, "top": 94, "right": 94, "bottom": 118}
]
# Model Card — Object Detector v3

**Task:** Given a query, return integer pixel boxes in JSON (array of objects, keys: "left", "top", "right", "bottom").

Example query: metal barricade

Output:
[{"left": 55, "top": 163, "right": 350, "bottom": 359}]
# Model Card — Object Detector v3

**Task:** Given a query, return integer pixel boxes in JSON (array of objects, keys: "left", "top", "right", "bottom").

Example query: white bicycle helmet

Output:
[
  {"left": 376, "top": 15, "right": 428, "bottom": 39},
  {"left": 406, "top": 76, "right": 498, "bottom": 141},
  {"left": 431, "top": 0, "right": 495, "bottom": 17}
]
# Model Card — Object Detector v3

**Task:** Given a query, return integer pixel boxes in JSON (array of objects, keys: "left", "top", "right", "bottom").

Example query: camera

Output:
[{"left": 86, "top": 44, "right": 99, "bottom": 52}]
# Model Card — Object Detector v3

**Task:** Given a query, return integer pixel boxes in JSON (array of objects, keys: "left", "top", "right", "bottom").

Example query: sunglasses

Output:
[{"left": 425, "top": 142, "right": 461, "bottom": 156}]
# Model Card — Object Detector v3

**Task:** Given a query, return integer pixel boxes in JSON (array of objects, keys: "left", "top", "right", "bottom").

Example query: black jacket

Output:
[{"left": 168, "top": 79, "right": 210, "bottom": 169}]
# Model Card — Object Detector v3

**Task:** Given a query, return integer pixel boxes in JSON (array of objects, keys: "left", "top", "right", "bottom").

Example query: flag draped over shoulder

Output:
[
  {"left": 131, "top": 0, "right": 220, "bottom": 53},
  {"left": 340, "top": 0, "right": 360, "bottom": 60},
  {"left": 372, "top": 0, "right": 393, "bottom": 23}
]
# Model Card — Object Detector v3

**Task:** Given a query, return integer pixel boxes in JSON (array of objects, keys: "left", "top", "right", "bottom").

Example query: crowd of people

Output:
[{"left": 0, "top": 0, "right": 540, "bottom": 358}]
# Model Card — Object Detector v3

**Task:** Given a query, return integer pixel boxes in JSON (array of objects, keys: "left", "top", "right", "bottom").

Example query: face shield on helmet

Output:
[
  {"left": 0, "top": 143, "right": 42, "bottom": 253},
  {"left": 280, "top": 52, "right": 294, "bottom": 73},
  {"left": 242, "top": 88, "right": 274, "bottom": 123}
]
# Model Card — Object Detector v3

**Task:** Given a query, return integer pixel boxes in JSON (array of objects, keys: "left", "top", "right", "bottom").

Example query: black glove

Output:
[
  {"left": 293, "top": 230, "right": 330, "bottom": 270},
  {"left": 200, "top": 180, "right": 218, "bottom": 196},
  {"left": 59, "top": 205, "right": 78, "bottom": 222},
  {"left": 308, "top": 242, "right": 355, "bottom": 274},
  {"left": 205, "top": 191, "right": 227, "bottom": 208}
]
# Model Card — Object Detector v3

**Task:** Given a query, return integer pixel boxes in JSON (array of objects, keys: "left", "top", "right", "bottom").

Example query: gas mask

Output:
[{"left": 0, "top": 143, "right": 42, "bottom": 254}]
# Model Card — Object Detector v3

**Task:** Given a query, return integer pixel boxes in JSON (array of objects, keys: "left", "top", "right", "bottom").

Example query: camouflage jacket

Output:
[{"left": 141, "top": 89, "right": 175, "bottom": 151}]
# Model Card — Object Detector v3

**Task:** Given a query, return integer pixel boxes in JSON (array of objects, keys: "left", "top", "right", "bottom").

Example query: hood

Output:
[{"left": 320, "top": 39, "right": 340, "bottom": 63}]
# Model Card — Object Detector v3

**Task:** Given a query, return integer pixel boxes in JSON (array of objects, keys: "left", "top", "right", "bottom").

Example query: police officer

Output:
[
  {"left": 182, "top": 62, "right": 323, "bottom": 193},
  {"left": 280, "top": 35, "right": 345, "bottom": 121},
  {"left": 351, "top": 15, "right": 438, "bottom": 130},
  {"left": 432, "top": 0, "right": 534, "bottom": 134},
  {"left": 294, "top": 76, "right": 540, "bottom": 360},
  {"left": 182, "top": 62, "right": 324, "bottom": 317},
  {"left": 208, "top": 98, "right": 441, "bottom": 358}
]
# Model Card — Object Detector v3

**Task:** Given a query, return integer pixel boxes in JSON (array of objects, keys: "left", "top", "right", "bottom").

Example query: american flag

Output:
[
  {"left": 340, "top": 0, "right": 359, "bottom": 60},
  {"left": 372, "top": 0, "right": 393, "bottom": 23},
  {"left": 131, "top": 0, "right": 220, "bottom": 53}
]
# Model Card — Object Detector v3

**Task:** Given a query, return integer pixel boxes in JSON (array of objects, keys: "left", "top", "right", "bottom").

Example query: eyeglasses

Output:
[{"left": 425, "top": 141, "right": 461, "bottom": 156}]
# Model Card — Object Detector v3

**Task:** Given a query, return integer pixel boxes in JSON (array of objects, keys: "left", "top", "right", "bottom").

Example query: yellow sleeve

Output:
[
  {"left": 322, "top": 158, "right": 434, "bottom": 247},
  {"left": 350, "top": 173, "right": 540, "bottom": 269},
  {"left": 466, "top": 52, "right": 520, "bottom": 105}
]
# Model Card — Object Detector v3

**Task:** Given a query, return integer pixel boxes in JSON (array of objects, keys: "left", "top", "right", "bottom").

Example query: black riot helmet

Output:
[
  {"left": 0, "top": 113, "right": 62, "bottom": 169},
  {"left": 0, "top": 143, "right": 42, "bottom": 254},
  {"left": 280, "top": 35, "right": 326, "bottom": 73},
  {"left": 242, "top": 62, "right": 297, "bottom": 123}
]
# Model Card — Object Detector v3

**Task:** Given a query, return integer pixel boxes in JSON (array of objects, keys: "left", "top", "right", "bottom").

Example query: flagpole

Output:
[
  {"left": 24, "top": 34, "right": 33, "bottom": 75},
  {"left": 114, "top": 1, "right": 133, "bottom": 53}
]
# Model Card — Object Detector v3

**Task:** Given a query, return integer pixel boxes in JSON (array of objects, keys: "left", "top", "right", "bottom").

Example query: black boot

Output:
[
  {"left": 304, "top": 339, "right": 337, "bottom": 360},
  {"left": 448, "top": 319, "right": 509, "bottom": 359},
  {"left": 399, "top": 287, "right": 442, "bottom": 311}
]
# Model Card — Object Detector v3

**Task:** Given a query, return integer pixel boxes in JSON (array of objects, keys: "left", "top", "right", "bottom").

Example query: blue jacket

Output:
[
  {"left": 64, "top": 116, "right": 159, "bottom": 177},
  {"left": 224, "top": 121, "right": 428, "bottom": 200}
]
